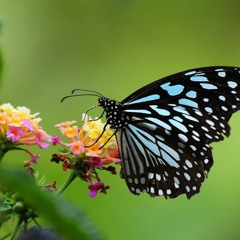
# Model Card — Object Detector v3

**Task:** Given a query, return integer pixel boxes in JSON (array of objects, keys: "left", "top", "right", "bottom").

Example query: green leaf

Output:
[
  {"left": 0, "top": 19, "right": 3, "bottom": 83},
  {"left": 0, "top": 168, "right": 104, "bottom": 240},
  {"left": 0, "top": 48, "right": 2, "bottom": 83},
  {"left": 0, "top": 198, "right": 11, "bottom": 212}
]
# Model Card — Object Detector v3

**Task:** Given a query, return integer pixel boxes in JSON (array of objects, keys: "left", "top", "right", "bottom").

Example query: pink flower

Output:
[
  {"left": 23, "top": 148, "right": 40, "bottom": 164},
  {"left": 89, "top": 157, "right": 103, "bottom": 168},
  {"left": 88, "top": 182, "right": 104, "bottom": 198},
  {"left": 6, "top": 126, "right": 23, "bottom": 142},
  {"left": 21, "top": 119, "right": 34, "bottom": 132},
  {"left": 69, "top": 141, "right": 85, "bottom": 156},
  {"left": 30, "top": 153, "right": 40, "bottom": 164},
  {"left": 35, "top": 132, "right": 50, "bottom": 149},
  {"left": 51, "top": 135, "right": 61, "bottom": 146}
]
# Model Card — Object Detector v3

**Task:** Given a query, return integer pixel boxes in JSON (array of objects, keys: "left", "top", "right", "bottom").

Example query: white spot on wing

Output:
[
  {"left": 219, "top": 95, "right": 226, "bottom": 101},
  {"left": 166, "top": 189, "right": 171, "bottom": 194},
  {"left": 218, "top": 71, "right": 226, "bottom": 77},
  {"left": 200, "top": 83, "right": 218, "bottom": 90},
  {"left": 184, "top": 173, "right": 191, "bottom": 181},
  {"left": 179, "top": 133, "right": 188, "bottom": 142},
  {"left": 156, "top": 174, "right": 161, "bottom": 181},
  {"left": 185, "top": 70, "right": 197, "bottom": 76},
  {"left": 148, "top": 173, "right": 154, "bottom": 180},
  {"left": 169, "top": 119, "right": 188, "bottom": 132},
  {"left": 158, "top": 189, "right": 164, "bottom": 195},
  {"left": 185, "top": 160, "right": 193, "bottom": 168},
  {"left": 205, "top": 107, "right": 213, "bottom": 113},
  {"left": 140, "top": 178, "right": 146, "bottom": 184},
  {"left": 228, "top": 81, "right": 237, "bottom": 88}
]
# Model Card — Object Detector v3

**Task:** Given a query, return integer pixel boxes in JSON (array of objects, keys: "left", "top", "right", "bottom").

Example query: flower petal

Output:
[{"left": 6, "top": 126, "right": 23, "bottom": 142}]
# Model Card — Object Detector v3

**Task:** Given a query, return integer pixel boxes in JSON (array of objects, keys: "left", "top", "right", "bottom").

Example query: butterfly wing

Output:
[{"left": 116, "top": 66, "right": 240, "bottom": 198}]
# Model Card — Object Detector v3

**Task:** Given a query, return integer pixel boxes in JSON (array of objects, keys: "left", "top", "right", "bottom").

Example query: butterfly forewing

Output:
[{"left": 101, "top": 66, "right": 240, "bottom": 198}]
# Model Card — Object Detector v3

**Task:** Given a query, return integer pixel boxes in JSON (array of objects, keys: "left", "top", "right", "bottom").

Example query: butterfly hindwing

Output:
[{"left": 117, "top": 105, "right": 216, "bottom": 198}]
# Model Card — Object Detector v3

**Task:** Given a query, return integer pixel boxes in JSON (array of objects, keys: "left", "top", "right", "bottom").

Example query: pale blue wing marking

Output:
[
  {"left": 179, "top": 98, "right": 198, "bottom": 108},
  {"left": 200, "top": 83, "right": 218, "bottom": 90},
  {"left": 160, "top": 82, "right": 185, "bottom": 96},
  {"left": 190, "top": 76, "right": 208, "bottom": 82},
  {"left": 128, "top": 94, "right": 160, "bottom": 105},
  {"left": 186, "top": 90, "right": 197, "bottom": 98}
]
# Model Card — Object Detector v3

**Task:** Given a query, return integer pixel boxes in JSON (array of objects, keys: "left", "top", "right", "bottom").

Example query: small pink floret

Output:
[{"left": 6, "top": 126, "right": 23, "bottom": 142}]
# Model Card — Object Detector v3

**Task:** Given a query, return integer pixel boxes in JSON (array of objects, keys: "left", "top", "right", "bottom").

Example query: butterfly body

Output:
[
  {"left": 99, "top": 66, "right": 240, "bottom": 199},
  {"left": 98, "top": 98, "right": 128, "bottom": 129}
]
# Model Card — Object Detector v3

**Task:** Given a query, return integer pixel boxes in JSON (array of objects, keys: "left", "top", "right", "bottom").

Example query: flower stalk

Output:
[
  {"left": 0, "top": 149, "right": 6, "bottom": 162},
  {"left": 57, "top": 170, "right": 77, "bottom": 195}
]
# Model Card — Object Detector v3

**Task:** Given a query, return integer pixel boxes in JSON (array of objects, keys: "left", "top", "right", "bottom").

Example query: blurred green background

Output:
[{"left": 1, "top": 1, "right": 240, "bottom": 239}]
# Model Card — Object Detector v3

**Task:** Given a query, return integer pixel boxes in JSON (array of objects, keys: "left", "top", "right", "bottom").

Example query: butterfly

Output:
[{"left": 65, "top": 66, "right": 240, "bottom": 199}]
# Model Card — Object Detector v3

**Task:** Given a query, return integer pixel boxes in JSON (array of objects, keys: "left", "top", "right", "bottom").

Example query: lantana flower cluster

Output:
[
  {"left": 0, "top": 103, "right": 51, "bottom": 163},
  {"left": 52, "top": 115, "right": 120, "bottom": 198},
  {"left": 0, "top": 103, "right": 121, "bottom": 198}
]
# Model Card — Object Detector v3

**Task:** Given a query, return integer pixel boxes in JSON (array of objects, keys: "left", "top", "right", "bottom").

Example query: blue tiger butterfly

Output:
[{"left": 64, "top": 66, "right": 240, "bottom": 199}]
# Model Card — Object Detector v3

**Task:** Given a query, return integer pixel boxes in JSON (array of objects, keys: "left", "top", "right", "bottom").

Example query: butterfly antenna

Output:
[
  {"left": 61, "top": 94, "right": 99, "bottom": 102},
  {"left": 71, "top": 89, "right": 103, "bottom": 97},
  {"left": 61, "top": 89, "right": 103, "bottom": 102}
]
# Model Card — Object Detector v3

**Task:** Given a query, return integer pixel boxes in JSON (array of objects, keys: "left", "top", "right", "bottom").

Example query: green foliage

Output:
[
  {"left": 0, "top": 48, "right": 2, "bottom": 87},
  {"left": 0, "top": 168, "right": 104, "bottom": 240},
  {"left": 0, "top": 19, "right": 2, "bottom": 85}
]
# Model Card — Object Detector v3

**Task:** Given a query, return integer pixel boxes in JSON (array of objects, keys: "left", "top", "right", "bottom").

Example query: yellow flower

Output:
[
  {"left": 0, "top": 103, "right": 51, "bottom": 150},
  {"left": 81, "top": 114, "right": 116, "bottom": 147},
  {"left": 62, "top": 126, "right": 78, "bottom": 139}
]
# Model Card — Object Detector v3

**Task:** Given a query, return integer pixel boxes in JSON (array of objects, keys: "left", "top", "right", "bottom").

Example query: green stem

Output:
[
  {"left": 57, "top": 170, "right": 77, "bottom": 195},
  {"left": 10, "top": 217, "right": 24, "bottom": 240},
  {"left": 0, "top": 232, "right": 11, "bottom": 240},
  {"left": 0, "top": 150, "right": 7, "bottom": 163},
  {"left": 32, "top": 217, "right": 42, "bottom": 229},
  {"left": 0, "top": 145, "right": 26, "bottom": 164}
]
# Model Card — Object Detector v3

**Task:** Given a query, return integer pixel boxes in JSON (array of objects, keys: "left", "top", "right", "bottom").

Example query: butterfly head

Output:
[{"left": 98, "top": 97, "right": 127, "bottom": 130}]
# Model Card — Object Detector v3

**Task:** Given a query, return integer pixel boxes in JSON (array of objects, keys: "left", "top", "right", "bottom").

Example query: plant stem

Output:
[
  {"left": 0, "top": 149, "right": 7, "bottom": 163},
  {"left": 57, "top": 170, "right": 77, "bottom": 195},
  {"left": 10, "top": 217, "right": 23, "bottom": 240},
  {"left": 32, "top": 218, "right": 42, "bottom": 229},
  {"left": 0, "top": 232, "right": 11, "bottom": 240}
]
